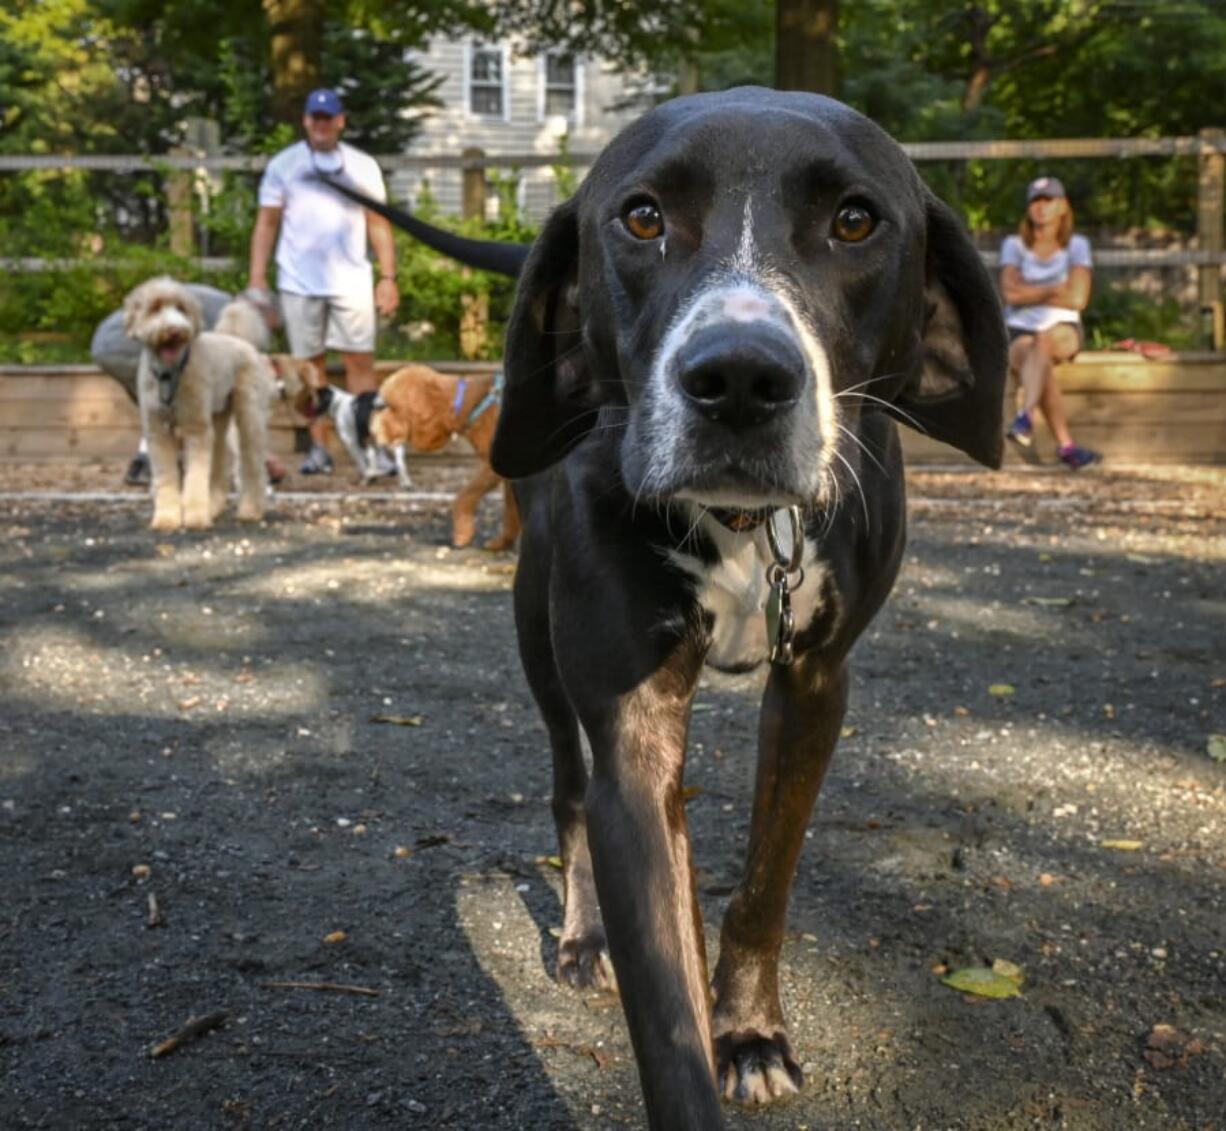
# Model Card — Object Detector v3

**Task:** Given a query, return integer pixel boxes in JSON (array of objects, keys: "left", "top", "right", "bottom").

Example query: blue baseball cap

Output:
[{"left": 304, "top": 88, "right": 343, "bottom": 116}]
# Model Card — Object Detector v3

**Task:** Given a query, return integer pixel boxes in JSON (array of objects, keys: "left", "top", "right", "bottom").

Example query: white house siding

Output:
[{"left": 394, "top": 38, "right": 643, "bottom": 223}]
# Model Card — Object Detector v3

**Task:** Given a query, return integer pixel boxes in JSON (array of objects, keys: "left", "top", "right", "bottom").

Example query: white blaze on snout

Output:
[{"left": 644, "top": 195, "right": 838, "bottom": 503}]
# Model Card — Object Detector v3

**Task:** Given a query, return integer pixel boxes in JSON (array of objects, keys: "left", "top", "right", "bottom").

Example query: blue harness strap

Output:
[{"left": 455, "top": 370, "right": 504, "bottom": 433}]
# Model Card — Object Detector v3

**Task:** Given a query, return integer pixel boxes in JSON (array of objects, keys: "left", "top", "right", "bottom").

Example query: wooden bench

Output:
[{"left": 1, "top": 353, "right": 1223, "bottom": 465}]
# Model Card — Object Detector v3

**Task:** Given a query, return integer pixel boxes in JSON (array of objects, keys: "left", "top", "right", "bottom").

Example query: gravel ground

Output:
[{"left": 1, "top": 461, "right": 1223, "bottom": 1130}]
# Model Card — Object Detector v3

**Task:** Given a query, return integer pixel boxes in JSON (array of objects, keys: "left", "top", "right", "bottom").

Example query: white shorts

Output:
[{"left": 280, "top": 290, "right": 376, "bottom": 355}]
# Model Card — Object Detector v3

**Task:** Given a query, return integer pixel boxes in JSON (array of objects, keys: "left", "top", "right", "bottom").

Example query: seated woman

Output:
[{"left": 1000, "top": 176, "right": 1101, "bottom": 470}]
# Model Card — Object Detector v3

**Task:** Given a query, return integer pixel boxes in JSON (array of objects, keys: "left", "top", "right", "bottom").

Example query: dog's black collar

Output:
[
  {"left": 152, "top": 346, "right": 191, "bottom": 407},
  {"left": 708, "top": 506, "right": 775, "bottom": 533}
]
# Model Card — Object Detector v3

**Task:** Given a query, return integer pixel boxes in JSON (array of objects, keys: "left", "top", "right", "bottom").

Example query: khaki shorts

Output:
[{"left": 280, "top": 290, "right": 376, "bottom": 355}]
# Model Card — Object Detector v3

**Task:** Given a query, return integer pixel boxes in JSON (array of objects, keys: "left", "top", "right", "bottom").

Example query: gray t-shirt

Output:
[
  {"left": 90, "top": 283, "right": 233, "bottom": 404},
  {"left": 1000, "top": 233, "right": 1093, "bottom": 332}
]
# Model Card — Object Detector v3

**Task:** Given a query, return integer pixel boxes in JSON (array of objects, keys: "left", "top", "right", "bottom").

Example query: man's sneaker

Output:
[
  {"left": 1059, "top": 444, "right": 1101, "bottom": 471},
  {"left": 1006, "top": 410, "right": 1034, "bottom": 447},
  {"left": 299, "top": 444, "right": 334, "bottom": 475},
  {"left": 124, "top": 453, "right": 151, "bottom": 487}
]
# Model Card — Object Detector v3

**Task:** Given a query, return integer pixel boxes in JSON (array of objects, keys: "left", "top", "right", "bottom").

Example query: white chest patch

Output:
[{"left": 668, "top": 509, "right": 827, "bottom": 671}]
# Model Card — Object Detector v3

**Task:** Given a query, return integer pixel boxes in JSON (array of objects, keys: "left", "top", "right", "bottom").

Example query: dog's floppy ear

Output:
[
  {"left": 893, "top": 192, "right": 1008, "bottom": 469},
  {"left": 492, "top": 198, "right": 598, "bottom": 479}
]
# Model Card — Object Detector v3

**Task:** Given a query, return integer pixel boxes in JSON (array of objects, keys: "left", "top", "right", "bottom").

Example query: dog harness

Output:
[
  {"left": 451, "top": 371, "right": 505, "bottom": 434},
  {"left": 152, "top": 347, "right": 191, "bottom": 410}
]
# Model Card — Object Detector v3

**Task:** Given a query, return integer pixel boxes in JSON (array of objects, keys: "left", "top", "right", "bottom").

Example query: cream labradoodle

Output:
[{"left": 123, "top": 276, "right": 275, "bottom": 530}]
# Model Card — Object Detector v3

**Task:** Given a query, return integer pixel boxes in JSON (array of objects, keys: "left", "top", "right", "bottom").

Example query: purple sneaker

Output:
[{"left": 1059, "top": 444, "right": 1101, "bottom": 471}]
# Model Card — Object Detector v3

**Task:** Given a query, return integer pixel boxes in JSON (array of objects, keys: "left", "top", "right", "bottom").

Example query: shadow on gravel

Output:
[{"left": 0, "top": 482, "right": 1222, "bottom": 1129}]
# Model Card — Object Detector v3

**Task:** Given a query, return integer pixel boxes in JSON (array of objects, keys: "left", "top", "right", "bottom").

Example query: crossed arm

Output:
[{"left": 1000, "top": 264, "right": 1092, "bottom": 311}]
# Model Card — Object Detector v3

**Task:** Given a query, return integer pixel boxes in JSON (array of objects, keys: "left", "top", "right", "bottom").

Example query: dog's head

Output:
[
  {"left": 270, "top": 355, "right": 321, "bottom": 410},
  {"left": 276, "top": 357, "right": 330, "bottom": 420},
  {"left": 122, "top": 276, "right": 204, "bottom": 372},
  {"left": 491, "top": 87, "right": 1007, "bottom": 506}
]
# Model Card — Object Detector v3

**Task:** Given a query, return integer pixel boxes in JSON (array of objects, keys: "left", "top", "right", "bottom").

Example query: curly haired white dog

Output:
[{"left": 123, "top": 276, "right": 276, "bottom": 530}]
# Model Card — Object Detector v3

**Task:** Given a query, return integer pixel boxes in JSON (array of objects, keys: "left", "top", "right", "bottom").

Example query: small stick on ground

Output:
[
  {"left": 263, "top": 981, "right": 381, "bottom": 998},
  {"left": 149, "top": 1009, "right": 228, "bottom": 1058},
  {"left": 146, "top": 891, "right": 163, "bottom": 929}
]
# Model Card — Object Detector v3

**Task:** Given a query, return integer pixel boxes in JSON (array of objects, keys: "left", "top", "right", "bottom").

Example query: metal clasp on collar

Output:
[{"left": 765, "top": 505, "right": 805, "bottom": 665}]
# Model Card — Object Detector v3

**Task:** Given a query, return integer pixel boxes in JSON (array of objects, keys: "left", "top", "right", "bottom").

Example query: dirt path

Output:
[{"left": 1, "top": 465, "right": 1223, "bottom": 1130}]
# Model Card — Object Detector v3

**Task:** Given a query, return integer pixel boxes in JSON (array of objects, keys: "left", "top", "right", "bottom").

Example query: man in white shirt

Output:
[{"left": 248, "top": 88, "right": 399, "bottom": 474}]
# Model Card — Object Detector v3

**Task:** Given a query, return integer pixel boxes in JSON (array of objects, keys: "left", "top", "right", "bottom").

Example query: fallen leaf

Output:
[
  {"left": 577, "top": 1044, "right": 611, "bottom": 1069},
  {"left": 953, "top": 705, "right": 970, "bottom": 717},
  {"left": 1039, "top": 873, "right": 1059, "bottom": 887},
  {"left": 681, "top": 785, "right": 703, "bottom": 801},
  {"left": 1207, "top": 734, "right": 1226, "bottom": 763},
  {"left": 322, "top": 930, "right": 348, "bottom": 945},
  {"left": 1101, "top": 839, "right": 1144, "bottom": 851},
  {"left": 1126, "top": 553, "right": 1157, "bottom": 565},
  {"left": 1023, "top": 596, "right": 1074, "bottom": 608},
  {"left": 841, "top": 724, "right": 858, "bottom": 738},
  {"left": 991, "top": 958, "right": 1025, "bottom": 985},
  {"left": 543, "top": 855, "right": 563, "bottom": 870},
  {"left": 178, "top": 696, "right": 201, "bottom": 711},
  {"left": 988, "top": 683, "right": 1016, "bottom": 698},
  {"left": 941, "top": 967, "right": 1022, "bottom": 999},
  {"left": 370, "top": 713, "right": 424, "bottom": 727},
  {"left": 392, "top": 846, "right": 413, "bottom": 859},
  {"left": 1142, "top": 1023, "right": 1205, "bottom": 1070}
]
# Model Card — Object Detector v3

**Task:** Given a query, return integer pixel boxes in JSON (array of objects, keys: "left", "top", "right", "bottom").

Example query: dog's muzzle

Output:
[{"left": 673, "top": 325, "right": 806, "bottom": 429}]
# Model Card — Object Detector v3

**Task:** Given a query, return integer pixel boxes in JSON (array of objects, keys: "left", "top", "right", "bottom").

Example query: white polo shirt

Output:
[{"left": 258, "top": 141, "right": 387, "bottom": 299}]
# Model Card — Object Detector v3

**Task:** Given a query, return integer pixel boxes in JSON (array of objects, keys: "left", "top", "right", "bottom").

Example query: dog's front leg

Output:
[
  {"left": 579, "top": 661, "right": 724, "bottom": 1130},
  {"left": 180, "top": 425, "right": 214, "bottom": 529},
  {"left": 145, "top": 416, "right": 182, "bottom": 530},
  {"left": 712, "top": 657, "right": 848, "bottom": 1105},
  {"left": 392, "top": 443, "right": 412, "bottom": 489}
]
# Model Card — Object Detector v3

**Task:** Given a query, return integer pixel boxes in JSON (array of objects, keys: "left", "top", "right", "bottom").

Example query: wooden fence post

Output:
[
  {"left": 461, "top": 147, "right": 487, "bottom": 221},
  {"left": 1197, "top": 127, "right": 1225, "bottom": 350},
  {"left": 459, "top": 147, "right": 489, "bottom": 357},
  {"left": 167, "top": 147, "right": 194, "bottom": 257}
]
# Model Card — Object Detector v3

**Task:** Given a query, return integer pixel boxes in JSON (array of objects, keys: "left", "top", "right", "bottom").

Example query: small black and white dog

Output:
[{"left": 301, "top": 379, "right": 385, "bottom": 482}]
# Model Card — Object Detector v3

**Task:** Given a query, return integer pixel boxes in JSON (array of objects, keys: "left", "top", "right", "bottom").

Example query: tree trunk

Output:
[
  {"left": 775, "top": 0, "right": 839, "bottom": 95},
  {"left": 263, "top": 0, "right": 324, "bottom": 125}
]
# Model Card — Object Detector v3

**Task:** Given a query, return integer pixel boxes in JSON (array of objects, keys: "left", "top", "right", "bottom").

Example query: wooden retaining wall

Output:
[{"left": 1, "top": 353, "right": 1223, "bottom": 465}]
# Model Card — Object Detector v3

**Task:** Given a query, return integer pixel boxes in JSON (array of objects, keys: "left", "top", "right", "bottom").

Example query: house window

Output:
[
  {"left": 469, "top": 45, "right": 504, "bottom": 117},
  {"left": 542, "top": 52, "right": 578, "bottom": 120}
]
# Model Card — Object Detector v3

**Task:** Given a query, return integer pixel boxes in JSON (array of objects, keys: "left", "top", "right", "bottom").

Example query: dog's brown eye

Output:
[
  {"left": 832, "top": 204, "right": 875, "bottom": 243},
  {"left": 623, "top": 201, "right": 663, "bottom": 241}
]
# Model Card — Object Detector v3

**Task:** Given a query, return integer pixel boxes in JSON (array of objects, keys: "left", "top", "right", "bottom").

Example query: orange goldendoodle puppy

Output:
[{"left": 374, "top": 365, "right": 520, "bottom": 551}]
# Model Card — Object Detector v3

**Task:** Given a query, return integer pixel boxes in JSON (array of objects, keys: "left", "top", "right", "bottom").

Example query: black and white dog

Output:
[
  {"left": 301, "top": 379, "right": 385, "bottom": 482},
  {"left": 325, "top": 88, "right": 1007, "bottom": 1129}
]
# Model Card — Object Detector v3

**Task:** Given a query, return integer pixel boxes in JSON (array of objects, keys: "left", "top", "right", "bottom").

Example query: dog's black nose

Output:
[{"left": 674, "top": 328, "right": 806, "bottom": 428}]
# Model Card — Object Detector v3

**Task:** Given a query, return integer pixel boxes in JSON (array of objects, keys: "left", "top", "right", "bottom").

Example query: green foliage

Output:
[{"left": 1082, "top": 283, "right": 1200, "bottom": 352}]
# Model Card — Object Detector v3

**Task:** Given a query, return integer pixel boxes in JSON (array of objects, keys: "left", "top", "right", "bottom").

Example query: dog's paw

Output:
[
  {"left": 236, "top": 500, "right": 264, "bottom": 523},
  {"left": 557, "top": 931, "right": 617, "bottom": 994},
  {"left": 483, "top": 533, "right": 516, "bottom": 552},
  {"left": 210, "top": 494, "right": 228, "bottom": 521},
  {"left": 182, "top": 509, "right": 212, "bottom": 530},
  {"left": 150, "top": 510, "right": 180, "bottom": 531},
  {"left": 716, "top": 1031, "right": 802, "bottom": 1106}
]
